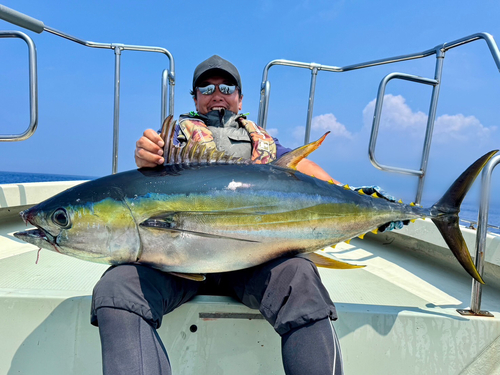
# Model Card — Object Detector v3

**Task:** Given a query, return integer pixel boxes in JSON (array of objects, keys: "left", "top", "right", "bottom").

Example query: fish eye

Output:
[{"left": 52, "top": 208, "right": 71, "bottom": 228}]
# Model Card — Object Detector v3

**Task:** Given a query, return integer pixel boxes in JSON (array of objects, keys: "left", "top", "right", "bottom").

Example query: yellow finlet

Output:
[
  {"left": 345, "top": 239, "right": 351, "bottom": 244},
  {"left": 328, "top": 179, "right": 335, "bottom": 184},
  {"left": 371, "top": 228, "right": 378, "bottom": 234},
  {"left": 358, "top": 233, "right": 365, "bottom": 239},
  {"left": 372, "top": 192, "right": 380, "bottom": 198},
  {"left": 410, "top": 202, "right": 415, "bottom": 206},
  {"left": 358, "top": 189, "right": 365, "bottom": 195},
  {"left": 169, "top": 272, "right": 206, "bottom": 281},
  {"left": 411, "top": 219, "right": 416, "bottom": 223},
  {"left": 310, "top": 174, "right": 315, "bottom": 178},
  {"left": 398, "top": 199, "right": 403, "bottom": 204},
  {"left": 343, "top": 184, "right": 350, "bottom": 190},
  {"left": 300, "top": 252, "right": 365, "bottom": 270}
]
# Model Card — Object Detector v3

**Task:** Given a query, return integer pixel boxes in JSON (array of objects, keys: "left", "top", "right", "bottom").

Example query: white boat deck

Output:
[{"left": 1, "top": 182, "right": 500, "bottom": 375}]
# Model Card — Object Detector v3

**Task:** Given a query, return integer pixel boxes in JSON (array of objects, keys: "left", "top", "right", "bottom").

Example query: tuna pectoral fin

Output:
[
  {"left": 272, "top": 132, "right": 330, "bottom": 170},
  {"left": 140, "top": 219, "right": 260, "bottom": 243},
  {"left": 169, "top": 272, "right": 206, "bottom": 282},
  {"left": 299, "top": 252, "right": 365, "bottom": 269},
  {"left": 431, "top": 149, "right": 498, "bottom": 284}
]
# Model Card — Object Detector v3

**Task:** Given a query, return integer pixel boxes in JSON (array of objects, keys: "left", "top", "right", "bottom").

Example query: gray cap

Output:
[{"left": 192, "top": 55, "right": 242, "bottom": 94}]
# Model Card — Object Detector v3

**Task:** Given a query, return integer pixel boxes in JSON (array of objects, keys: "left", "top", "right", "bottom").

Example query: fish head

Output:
[{"left": 14, "top": 182, "right": 141, "bottom": 265}]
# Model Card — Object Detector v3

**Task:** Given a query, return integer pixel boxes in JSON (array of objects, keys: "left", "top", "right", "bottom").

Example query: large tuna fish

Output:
[{"left": 13, "top": 118, "right": 496, "bottom": 284}]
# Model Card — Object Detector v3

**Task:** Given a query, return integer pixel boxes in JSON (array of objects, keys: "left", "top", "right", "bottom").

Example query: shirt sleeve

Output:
[
  {"left": 173, "top": 124, "right": 181, "bottom": 146},
  {"left": 273, "top": 137, "right": 293, "bottom": 159}
]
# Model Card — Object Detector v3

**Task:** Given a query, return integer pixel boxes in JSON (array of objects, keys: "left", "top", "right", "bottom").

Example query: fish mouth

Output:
[
  {"left": 14, "top": 228, "right": 60, "bottom": 252},
  {"left": 17, "top": 208, "right": 59, "bottom": 249}
]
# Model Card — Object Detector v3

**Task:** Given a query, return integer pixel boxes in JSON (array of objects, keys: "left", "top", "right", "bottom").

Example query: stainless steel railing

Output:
[
  {"left": 0, "top": 4, "right": 175, "bottom": 174},
  {"left": 470, "top": 155, "right": 500, "bottom": 315},
  {"left": 0, "top": 30, "right": 38, "bottom": 142},
  {"left": 258, "top": 33, "right": 500, "bottom": 315},
  {"left": 258, "top": 32, "right": 500, "bottom": 206}
]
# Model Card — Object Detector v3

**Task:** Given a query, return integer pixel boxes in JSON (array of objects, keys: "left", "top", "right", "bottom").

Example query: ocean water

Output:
[
  {"left": 457, "top": 202, "right": 500, "bottom": 235},
  {"left": 1, "top": 171, "right": 499, "bottom": 234},
  {"left": 0, "top": 171, "right": 96, "bottom": 184}
]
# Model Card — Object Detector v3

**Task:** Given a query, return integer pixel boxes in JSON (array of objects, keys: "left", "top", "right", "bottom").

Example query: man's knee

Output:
[
  {"left": 91, "top": 264, "right": 164, "bottom": 327},
  {"left": 258, "top": 257, "right": 338, "bottom": 335},
  {"left": 91, "top": 264, "right": 200, "bottom": 328},
  {"left": 266, "top": 257, "right": 324, "bottom": 296},
  {"left": 277, "top": 256, "right": 319, "bottom": 280}
]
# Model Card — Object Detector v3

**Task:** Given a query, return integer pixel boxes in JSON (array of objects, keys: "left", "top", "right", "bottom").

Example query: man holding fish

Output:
[
  {"left": 93, "top": 55, "right": 344, "bottom": 374},
  {"left": 15, "top": 53, "right": 489, "bottom": 374}
]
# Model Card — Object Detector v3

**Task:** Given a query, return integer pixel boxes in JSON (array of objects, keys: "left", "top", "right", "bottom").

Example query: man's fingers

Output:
[
  {"left": 135, "top": 130, "right": 166, "bottom": 167},
  {"left": 143, "top": 129, "right": 164, "bottom": 148},
  {"left": 135, "top": 148, "right": 164, "bottom": 168},
  {"left": 136, "top": 135, "right": 164, "bottom": 155}
]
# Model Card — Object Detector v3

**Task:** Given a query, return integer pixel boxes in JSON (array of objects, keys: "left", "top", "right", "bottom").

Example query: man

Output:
[
  {"left": 135, "top": 56, "right": 337, "bottom": 182},
  {"left": 92, "top": 55, "right": 344, "bottom": 375}
]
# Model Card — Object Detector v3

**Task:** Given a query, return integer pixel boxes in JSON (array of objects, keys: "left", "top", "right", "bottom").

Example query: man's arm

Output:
[
  {"left": 296, "top": 159, "right": 340, "bottom": 184},
  {"left": 273, "top": 137, "right": 340, "bottom": 184}
]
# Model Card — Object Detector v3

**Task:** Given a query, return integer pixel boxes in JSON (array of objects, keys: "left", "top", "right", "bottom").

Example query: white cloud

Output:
[
  {"left": 434, "top": 114, "right": 496, "bottom": 143},
  {"left": 362, "top": 94, "right": 495, "bottom": 143},
  {"left": 266, "top": 127, "right": 279, "bottom": 137},
  {"left": 290, "top": 114, "right": 352, "bottom": 144},
  {"left": 312, "top": 113, "right": 353, "bottom": 139},
  {"left": 362, "top": 94, "right": 427, "bottom": 135}
]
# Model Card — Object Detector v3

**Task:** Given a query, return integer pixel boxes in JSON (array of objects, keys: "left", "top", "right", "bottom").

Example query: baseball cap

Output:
[{"left": 192, "top": 55, "right": 242, "bottom": 94}]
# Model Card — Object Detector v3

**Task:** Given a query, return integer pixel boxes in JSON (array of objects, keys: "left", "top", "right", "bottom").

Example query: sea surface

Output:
[
  {"left": 0, "top": 171, "right": 96, "bottom": 184},
  {"left": 1, "top": 171, "right": 499, "bottom": 234}
]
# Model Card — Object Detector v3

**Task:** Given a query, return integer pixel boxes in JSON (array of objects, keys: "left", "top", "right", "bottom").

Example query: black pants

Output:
[{"left": 91, "top": 257, "right": 343, "bottom": 374}]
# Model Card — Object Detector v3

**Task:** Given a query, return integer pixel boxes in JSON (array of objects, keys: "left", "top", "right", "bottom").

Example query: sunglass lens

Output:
[
  {"left": 197, "top": 84, "right": 236, "bottom": 95},
  {"left": 219, "top": 84, "right": 236, "bottom": 94},
  {"left": 199, "top": 84, "right": 215, "bottom": 95}
]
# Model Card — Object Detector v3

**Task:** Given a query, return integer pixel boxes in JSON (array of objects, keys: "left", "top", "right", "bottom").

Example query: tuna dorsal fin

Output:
[
  {"left": 271, "top": 132, "right": 330, "bottom": 169},
  {"left": 159, "top": 115, "right": 249, "bottom": 166},
  {"left": 298, "top": 251, "right": 365, "bottom": 269},
  {"left": 160, "top": 114, "right": 175, "bottom": 165}
]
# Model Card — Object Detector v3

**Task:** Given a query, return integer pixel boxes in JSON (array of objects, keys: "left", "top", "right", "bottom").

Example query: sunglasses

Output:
[{"left": 197, "top": 83, "right": 238, "bottom": 95}]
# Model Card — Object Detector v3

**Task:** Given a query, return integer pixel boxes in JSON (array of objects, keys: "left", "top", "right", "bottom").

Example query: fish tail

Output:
[{"left": 430, "top": 150, "right": 498, "bottom": 284}]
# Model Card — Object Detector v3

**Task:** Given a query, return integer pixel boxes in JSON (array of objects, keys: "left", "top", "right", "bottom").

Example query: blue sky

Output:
[{"left": 1, "top": 0, "right": 500, "bottom": 207}]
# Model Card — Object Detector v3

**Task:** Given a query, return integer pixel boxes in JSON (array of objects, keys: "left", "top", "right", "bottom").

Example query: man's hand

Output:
[{"left": 135, "top": 129, "right": 165, "bottom": 168}]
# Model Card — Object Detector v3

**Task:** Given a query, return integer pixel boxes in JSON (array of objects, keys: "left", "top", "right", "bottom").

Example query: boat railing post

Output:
[
  {"left": 305, "top": 64, "right": 320, "bottom": 144},
  {"left": 0, "top": 30, "right": 38, "bottom": 142},
  {"left": 414, "top": 49, "right": 444, "bottom": 204},
  {"left": 257, "top": 60, "right": 274, "bottom": 129},
  {"left": 368, "top": 71, "right": 439, "bottom": 203},
  {"left": 0, "top": 4, "right": 175, "bottom": 172},
  {"left": 112, "top": 45, "right": 123, "bottom": 174},
  {"left": 161, "top": 69, "right": 175, "bottom": 124},
  {"left": 258, "top": 80, "right": 271, "bottom": 129},
  {"left": 257, "top": 60, "right": 341, "bottom": 130},
  {"left": 458, "top": 154, "right": 500, "bottom": 317}
]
